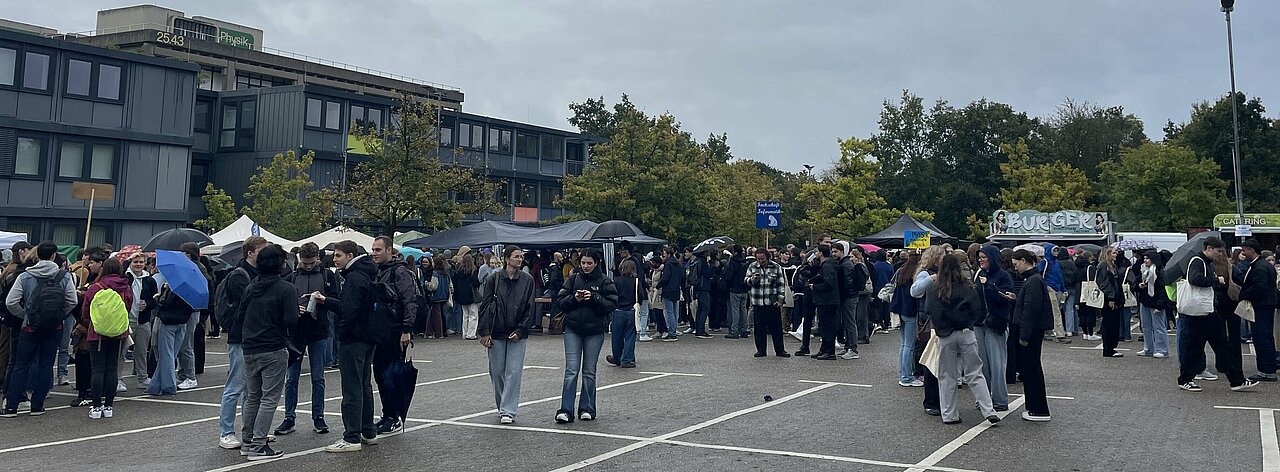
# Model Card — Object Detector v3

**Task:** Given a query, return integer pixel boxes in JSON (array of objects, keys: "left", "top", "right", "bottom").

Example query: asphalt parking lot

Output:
[{"left": 2, "top": 322, "right": 1277, "bottom": 472}]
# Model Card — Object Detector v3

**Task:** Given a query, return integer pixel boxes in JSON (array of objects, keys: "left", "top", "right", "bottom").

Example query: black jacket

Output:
[
  {"left": 837, "top": 258, "right": 857, "bottom": 300},
  {"left": 1186, "top": 254, "right": 1220, "bottom": 289},
  {"left": 376, "top": 259, "right": 420, "bottom": 335},
  {"left": 478, "top": 269, "right": 536, "bottom": 339},
  {"left": 924, "top": 281, "right": 983, "bottom": 338},
  {"left": 326, "top": 255, "right": 379, "bottom": 344},
  {"left": 239, "top": 274, "right": 299, "bottom": 355},
  {"left": 811, "top": 259, "right": 841, "bottom": 306},
  {"left": 286, "top": 266, "right": 339, "bottom": 345},
  {"left": 1239, "top": 256, "right": 1279, "bottom": 308},
  {"left": 1095, "top": 264, "right": 1123, "bottom": 303},
  {"left": 557, "top": 269, "right": 619, "bottom": 336},
  {"left": 1013, "top": 269, "right": 1054, "bottom": 344},
  {"left": 223, "top": 260, "right": 259, "bottom": 344},
  {"left": 725, "top": 255, "right": 750, "bottom": 294},
  {"left": 451, "top": 268, "right": 479, "bottom": 306},
  {"left": 155, "top": 287, "right": 195, "bottom": 326},
  {"left": 977, "top": 245, "right": 1014, "bottom": 333},
  {"left": 614, "top": 275, "right": 642, "bottom": 308}
]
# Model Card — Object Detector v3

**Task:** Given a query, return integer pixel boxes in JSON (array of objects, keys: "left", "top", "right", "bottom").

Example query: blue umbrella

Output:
[
  {"left": 156, "top": 250, "right": 210, "bottom": 309},
  {"left": 399, "top": 246, "right": 427, "bottom": 261}
]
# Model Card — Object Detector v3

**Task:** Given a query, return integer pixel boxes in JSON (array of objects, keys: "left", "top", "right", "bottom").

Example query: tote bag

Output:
[
  {"left": 920, "top": 330, "right": 943, "bottom": 377},
  {"left": 1080, "top": 267, "right": 1105, "bottom": 309},
  {"left": 1175, "top": 258, "right": 1215, "bottom": 316},
  {"left": 1234, "top": 266, "right": 1255, "bottom": 321}
]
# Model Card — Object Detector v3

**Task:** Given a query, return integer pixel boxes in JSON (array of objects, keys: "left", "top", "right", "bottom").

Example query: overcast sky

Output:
[{"left": 13, "top": 1, "right": 1280, "bottom": 172}]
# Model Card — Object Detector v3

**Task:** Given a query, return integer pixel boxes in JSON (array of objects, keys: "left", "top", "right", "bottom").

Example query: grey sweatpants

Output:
[
  {"left": 841, "top": 297, "right": 859, "bottom": 353},
  {"left": 241, "top": 349, "right": 288, "bottom": 446},
  {"left": 937, "top": 329, "right": 997, "bottom": 422},
  {"left": 130, "top": 321, "right": 152, "bottom": 382},
  {"left": 178, "top": 312, "right": 198, "bottom": 381}
]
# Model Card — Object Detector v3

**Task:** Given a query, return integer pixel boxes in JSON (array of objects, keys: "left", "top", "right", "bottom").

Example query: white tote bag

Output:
[
  {"left": 1175, "top": 258, "right": 1215, "bottom": 316},
  {"left": 1234, "top": 266, "right": 1255, "bottom": 321},
  {"left": 920, "top": 330, "right": 943, "bottom": 377},
  {"left": 1080, "top": 267, "right": 1105, "bottom": 309}
]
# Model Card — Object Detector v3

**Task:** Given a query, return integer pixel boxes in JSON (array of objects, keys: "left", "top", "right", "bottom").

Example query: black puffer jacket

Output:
[
  {"left": 326, "top": 255, "right": 379, "bottom": 344},
  {"left": 556, "top": 268, "right": 618, "bottom": 336}
]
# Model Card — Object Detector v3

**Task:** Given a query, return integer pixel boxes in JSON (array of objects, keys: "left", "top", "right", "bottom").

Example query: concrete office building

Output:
[{"left": 0, "top": 5, "right": 589, "bottom": 246}]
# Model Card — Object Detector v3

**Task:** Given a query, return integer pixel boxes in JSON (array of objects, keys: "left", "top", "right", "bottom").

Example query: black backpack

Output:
[
  {"left": 213, "top": 267, "right": 249, "bottom": 326},
  {"left": 24, "top": 270, "right": 69, "bottom": 331}
]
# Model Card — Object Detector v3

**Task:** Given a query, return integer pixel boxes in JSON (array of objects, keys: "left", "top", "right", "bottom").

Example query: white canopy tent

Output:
[
  {"left": 0, "top": 231, "right": 28, "bottom": 248},
  {"left": 202, "top": 215, "right": 295, "bottom": 255},
  {"left": 285, "top": 226, "right": 380, "bottom": 252}
]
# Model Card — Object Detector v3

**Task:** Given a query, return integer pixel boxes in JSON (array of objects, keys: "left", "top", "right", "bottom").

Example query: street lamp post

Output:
[{"left": 1221, "top": 0, "right": 1245, "bottom": 222}]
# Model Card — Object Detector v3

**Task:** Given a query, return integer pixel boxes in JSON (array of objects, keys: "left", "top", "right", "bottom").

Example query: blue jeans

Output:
[
  {"left": 1063, "top": 289, "right": 1079, "bottom": 335},
  {"left": 637, "top": 299, "right": 650, "bottom": 335},
  {"left": 898, "top": 315, "right": 918, "bottom": 383},
  {"left": 975, "top": 326, "right": 1008, "bottom": 409},
  {"left": 146, "top": 322, "right": 186, "bottom": 396},
  {"left": 57, "top": 316, "right": 74, "bottom": 377},
  {"left": 218, "top": 344, "right": 246, "bottom": 436},
  {"left": 284, "top": 338, "right": 329, "bottom": 420},
  {"left": 728, "top": 292, "right": 749, "bottom": 336},
  {"left": 695, "top": 291, "right": 711, "bottom": 334},
  {"left": 1139, "top": 304, "right": 1169, "bottom": 356},
  {"left": 488, "top": 338, "right": 526, "bottom": 418},
  {"left": 610, "top": 310, "right": 637, "bottom": 365},
  {"left": 4, "top": 328, "right": 60, "bottom": 411},
  {"left": 1121, "top": 307, "right": 1135, "bottom": 341},
  {"left": 663, "top": 298, "right": 680, "bottom": 338},
  {"left": 559, "top": 328, "right": 605, "bottom": 416},
  {"left": 447, "top": 304, "right": 461, "bottom": 333}
]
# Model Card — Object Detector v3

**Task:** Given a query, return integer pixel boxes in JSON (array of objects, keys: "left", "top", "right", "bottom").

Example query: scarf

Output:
[{"left": 1140, "top": 264, "right": 1157, "bottom": 297}]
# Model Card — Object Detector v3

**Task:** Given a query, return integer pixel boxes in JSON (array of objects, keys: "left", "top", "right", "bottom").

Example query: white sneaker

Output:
[
  {"left": 219, "top": 434, "right": 242, "bottom": 449},
  {"left": 1153, "top": 352, "right": 1168, "bottom": 359},
  {"left": 103, "top": 407, "right": 114, "bottom": 418},
  {"left": 1195, "top": 371, "right": 1219, "bottom": 381},
  {"left": 89, "top": 406, "right": 102, "bottom": 419},
  {"left": 1135, "top": 350, "right": 1149, "bottom": 356},
  {"left": 838, "top": 349, "right": 860, "bottom": 360},
  {"left": 499, "top": 415, "right": 514, "bottom": 424},
  {"left": 899, "top": 379, "right": 925, "bottom": 387},
  {"left": 325, "top": 440, "right": 361, "bottom": 453},
  {"left": 117, "top": 380, "right": 128, "bottom": 392},
  {"left": 178, "top": 379, "right": 198, "bottom": 390},
  {"left": 579, "top": 411, "right": 594, "bottom": 421},
  {"left": 638, "top": 335, "right": 654, "bottom": 342},
  {"left": 681, "top": 328, "right": 694, "bottom": 334}
]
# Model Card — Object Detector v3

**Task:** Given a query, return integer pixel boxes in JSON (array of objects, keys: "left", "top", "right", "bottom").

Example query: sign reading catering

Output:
[
  {"left": 1213, "top": 213, "right": 1280, "bottom": 229},
  {"left": 990, "top": 210, "right": 1108, "bottom": 235}
]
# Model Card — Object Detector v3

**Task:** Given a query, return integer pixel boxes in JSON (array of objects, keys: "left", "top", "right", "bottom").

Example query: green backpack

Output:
[{"left": 89, "top": 286, "right": 130, "bottom": 338}]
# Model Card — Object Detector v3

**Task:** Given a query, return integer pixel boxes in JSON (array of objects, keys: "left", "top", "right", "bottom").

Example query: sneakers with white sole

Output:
[
  {"left": 325, "top": 440, "right": 361, "bottom": 453},
  {"left": 1179, "top": 382, "right": 1203, "bottom": 392},
  {"left": 838, "top": 349, "right": 860, "bottom": 360},
  {"left": 177, "top": 379, "right": 198, "bottom": 390},
  {"left": 1153, "top": 352, "right": 1168, "bottom": 358},
  {"left": 219, "top": 434, "right": 242, "bottom": 449},
  {"left": 89, "top": 406, "right": 102, "bottom": 419},
  {"left": 1232, "top": 380, "right": 1260, "bottom": 392},
  {"left": 1195, "top": 371, "right": 1219, "bottom": 381},
  {"left": 499, "top": 415, "right": 514, "bottom": 424},
  {"left": 899, "top": 379, "right": 924, "bottom": 387},
  {"left": 1021, "top": 411, "right": 1051, "bottom": 422},
  {"left": 103, "top": 406, "right": 113, "bottom": 418}
]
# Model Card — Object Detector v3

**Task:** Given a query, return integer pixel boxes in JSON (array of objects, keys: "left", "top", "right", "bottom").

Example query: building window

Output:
[
  {"left": 4, "top": 220, "right": 37, "bottom": 243},
  {"left": 493, "top": 179, "right": 510, "bottom": 204},
  {"left": 219, "top": 100, "right": 256, "bottom": 149},
  {"left": 438, "top": 126, "right": 452, "bottom": 147},
  {"left": 516, "top": 133, "right": 538, "bottom": 158},
  {"left": 567, "top": 143, "right": 585, "bottom": 176},
  {"left": 174, "top": 18, "right": 217, "bottom": 42},
  {"left": 15, "top": 136, "right": 43, "bottom": 177},
  {"left": 541, "top": 135, "right": 564, "bottom": 161},
  {"left": 234, "top": 72, "right": 288, "bottom": 89},
  {"left": 459, "top": 122, "right": 483, "bottom": 149},
  {"left": 325, "top": 101, "right": 341, "bottom": 130},
  {"left": 306, "top": 98, "right": 322, "bottom": 128},
  {"left": 194, "top": 98, "right": 213, "bottom": 151},
  {"left": 56, "top": 140, "right": 115, "bottom": 181},
  {"left": 52, "top": 224, "right": 78, "bottom": 246},
  {"left": 540, "top": 186, "right": 561, "bottom": 209},
  {"left": 471, "top": 124, "right": 484, "bottom": 150},
  {"left": 489, "top": 128, "right": 512, "bottom": 154},
  {"left": 0, "top": 47, "right": 14, "bottom": 86},
  {"left": 349, "top": 104, "right": 384, "bottom": 132},
  {"left": 66, "top": 59, "right": 91, "bottom": 96},
  {"left": 98, "top": 65, "right": 121, "bottom": 100},
  {"left": 23, "top": 51, "right": 49, "bottom": 91},
  {"left": 189, "top": 162, "right": 209, "bottom": 197},
  {"left": 516, "top": 182, "right": 538, "bottom": 207}
]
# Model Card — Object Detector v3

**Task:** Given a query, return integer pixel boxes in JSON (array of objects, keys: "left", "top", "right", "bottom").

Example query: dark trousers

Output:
[
  {"left": 816, "top": 304, "right": 839, "bottom": 355},
  {"left": 4, "top": 328, "right": 59, "bottom": 411},
  {"left": 1252, "top": 306, "right": 1277, "bottom": 375},
  {"left": 1177, "top": 312, "right": 1247, "bottom": 385},
  {"left": 856, "top": 297, "right": 871, "bottom": 342},
  {"left": 922, "top": 370, "right": 939, "bottom": 410},
  {"left": 372, "top": 336, "right": 403, "bottom": 421},
  {"left": 89, "top": 338, "right": 122, "bottom": 408},
  {"left": 1, "top": 325, "right": 18, "bottom": 396},
  {"left": 651, "top": 308, "right": 668, "bottom": 334},
  {"left": 1017, "top": 335, "right": 1049, "bottom": 415},
  {"left": 74, "top": 350, "right": 91, "bottom": 397},
  {"left": 796, "top": 303, "right": 815, "bottom": 352},
  {"left": 194, "top": 318, "right": 206, "bottom": 375},
  {"left": 870, "top": 299, "right": 891, "bottom": 329},
  {"left": 710, "top": 292, "right": 727, "bottom": 330},
  {"left": 1101, "top": 306, "right": 1123, "bottom": 356},
  {"left": 339, "top": 341, "right": 377, "bottom": 443},
  {"left": 1079, "top": 306, "right": 1098, "bottom": 335},
  {"left": 1006, "top": 325, "right": 1022, "bottom": 382},
  {"left": 694, "top": 291, "right": 711, "bottom": 335},
  {"left": 426, "top": 302, "right": 446, "bottom": 338},
  {"left": 752, "top": 305, "right": 786, "bottom": 355}
]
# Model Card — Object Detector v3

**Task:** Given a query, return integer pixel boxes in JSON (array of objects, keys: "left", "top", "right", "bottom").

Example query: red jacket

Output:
[{"left": 81, "top": 273, "right": 134, "bottom": 342}]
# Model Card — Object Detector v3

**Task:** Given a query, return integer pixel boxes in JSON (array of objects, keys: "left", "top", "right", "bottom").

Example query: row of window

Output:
[
  {"left": 447, "top": 122, "right": 574, "bottom": 161},
  {"left": 491, "top": 181, "right": 562, "bottom": 209},
  {"left": 306, "top": 97, "right": 385, "bottom": 133},
  {"left": 1, "top": 43, "right": 123, "bottom": 101},
  {"left": 12, "top": 133, "right": 116, "bottom": 181},
  {"left": 4, "top": 220, "right": 110, "bottom": 248}
]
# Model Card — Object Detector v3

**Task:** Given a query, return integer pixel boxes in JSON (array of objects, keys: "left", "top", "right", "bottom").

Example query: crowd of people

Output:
[{"left": 0, "top": 231, "right": 1276, "bottom": 460}]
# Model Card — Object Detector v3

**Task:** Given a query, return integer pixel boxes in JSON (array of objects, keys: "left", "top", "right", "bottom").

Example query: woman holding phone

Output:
[
  {"left": 477, "top": 246, "right": 536, "bottom": 425},
  {"left": 554, "top": 249, "right": 618, "bottom": 423}
]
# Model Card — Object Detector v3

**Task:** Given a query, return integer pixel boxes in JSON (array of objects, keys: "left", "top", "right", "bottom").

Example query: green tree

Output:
[
  {"left": 1036, "top": 98, "right": 1146, "bottom": 179},
  {"left": 800, "top": 136, "right": 932, "bottom": 239},
  {"left": 1166, "top": 92, "right": 1280, "bottom": 212},
  {"left": 242, "top": 150, "right": 330, "bottom": 241},
  {"left": 1097, "top": 143, "right": 1231, "bottom": 231},
  {"left": 562, "top": 96, "right": 714, "bottom": 243},
  {"left": 996, "top": 138, "right": 1092, "bottom": 211},
  {"left": 194, "top": 183, "right": 236, "bottom": 234},
  {"left": 332, "top": 93, "right": 501, "bottom": 235},
  {"left": 704, "top": 160, "right": 779, "bottom": 247}
]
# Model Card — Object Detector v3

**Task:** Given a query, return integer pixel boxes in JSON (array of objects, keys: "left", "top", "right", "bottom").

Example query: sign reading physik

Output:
[{"left": 990, "top": 210, "right": 1109, "bottom": 235}]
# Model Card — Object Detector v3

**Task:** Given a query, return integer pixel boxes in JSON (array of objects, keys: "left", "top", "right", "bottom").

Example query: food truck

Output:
[
  {"left": 1214, "top": 213, "right": 1280, "bottom": 250},
  {"left": 988, "top": 209, "right": 1118, "bottom": 247}
]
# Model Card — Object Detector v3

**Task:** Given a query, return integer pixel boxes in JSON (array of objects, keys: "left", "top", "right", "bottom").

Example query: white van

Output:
[{"left": 1117, "top": 232, "right": 1188, "bottom": 253}]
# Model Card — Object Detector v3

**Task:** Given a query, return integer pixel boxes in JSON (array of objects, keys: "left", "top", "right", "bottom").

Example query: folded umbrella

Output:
[
  {"left": 143, "top": 228, "right": 214, "bottom": 252},
  {"left": 156, "top": 250, "right": 210, "bottom": 309},
  {"left": 382, "top": 346, "right": 419, "bottom": 422}
]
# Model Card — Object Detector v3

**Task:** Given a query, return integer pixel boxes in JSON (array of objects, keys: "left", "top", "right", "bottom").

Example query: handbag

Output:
[
  {"left": 1175, "top": 258, "right": 1215, "bottom": 316},
  {"left": 1236, "top": 300, "right": 1256, "bottom": 322},
  {"left": 1080, "top": 267, "right": 1105, "bottom": 309},
  {"left": 920, "top": 330, "right": 942, "bottom": 377},
  {"left": 878, "top": 282, "right": 896, "bottom": 303},
  {"left": 1122, "top": 283, "right": 1138, "bottom": 308}
]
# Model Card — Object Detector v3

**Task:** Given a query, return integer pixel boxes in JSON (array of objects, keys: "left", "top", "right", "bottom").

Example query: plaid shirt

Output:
[{"left": 746, "top": 260, "right": 786, "bottom": 306}]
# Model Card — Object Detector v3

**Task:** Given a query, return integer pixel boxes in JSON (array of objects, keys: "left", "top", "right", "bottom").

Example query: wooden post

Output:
[{"left": 83, "top": 188, "right": 96, "bottom": 250}]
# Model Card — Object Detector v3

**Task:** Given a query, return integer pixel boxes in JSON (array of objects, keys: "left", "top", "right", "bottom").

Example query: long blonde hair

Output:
[
  {"left": 918, "top": 246, "right": 945, "bottom": 274},
  {"left": 1098, "top": 246, "right": 1118, "bottom": 273}
]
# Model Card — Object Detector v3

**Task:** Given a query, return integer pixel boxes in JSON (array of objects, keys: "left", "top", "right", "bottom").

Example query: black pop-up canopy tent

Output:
[
  {"left": 856, "top": 214, "right": 954, "bottom": 249},
  {"left": 403, "top": 220, "right": 666, "bottom": 250}
]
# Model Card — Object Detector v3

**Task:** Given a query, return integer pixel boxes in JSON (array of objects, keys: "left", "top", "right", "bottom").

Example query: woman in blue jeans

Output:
[
  {"left": 607, "top": 261, "right": 641, "bottom": 368},
  {"left": 147, "top": 284, "right": 196, "bottom": 395},
  {"left": 890, "top": 252, "right": 922, "bottom": 387},
  {"left": 554, "top": 250, "right": 618, "bottom": 423}
]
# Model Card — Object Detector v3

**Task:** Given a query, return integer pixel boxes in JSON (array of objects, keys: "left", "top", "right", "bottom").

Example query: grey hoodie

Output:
[{"left": 5, "top": 260, "right": 78, "bottom": 328}]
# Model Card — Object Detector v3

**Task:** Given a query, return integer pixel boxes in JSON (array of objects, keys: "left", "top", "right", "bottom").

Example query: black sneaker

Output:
[
  {"left": 695, "top": 333, "right": 712, "bottom": 339},
  {"left": 0, "top": 409, "right": 16, "bottom": 418},
  {"left": 1248, "top": 373, "right": 1279, "bottom": 382},
  {"left": 794, "top": 349, "right": 810, "bottom": 356},
  {"left": 245, "top": 444, "right": 283, "bottom": 461},
  {"left": 274, "top": 418, "right": 296, "bottom": 435},
  {"left": 377, "top": 419, "right": 403, "bottom": 435},
  {"left": 740, "top": 331, "right": 750, "bottom": 337},
  {"left": 314, "top": 418, "right": 330, "bottom": 434},
  {"left": 661, "top": 335, "right": 679, "bottom": 342}
]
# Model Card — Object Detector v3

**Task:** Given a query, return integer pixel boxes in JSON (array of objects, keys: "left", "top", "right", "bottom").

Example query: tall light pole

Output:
[{"left": 1222, "top": 0, "right": 1245, "bottom": 222}]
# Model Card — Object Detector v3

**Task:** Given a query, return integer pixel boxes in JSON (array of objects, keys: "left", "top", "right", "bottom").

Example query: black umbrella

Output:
[
  {"left": 219, "top": 240, "right": 245, "bottom": 268},
  {"left": 142, "top": 228, "right": 213, "bottom": 252},
  {"left": 1070, "top": 243, "right": 1103, "bottom": 254},
  {"left": 693, "top": 236, "right": 734, "bottom": 255},
  {"left": 381, "top": 346, "right": 419, "bottom": 422},
  {"left": 586, "top": 220, "right": 644, "bottom": 239},
  {"left": 1164, "top": 231, "right": 1221, "bottom": 281}
]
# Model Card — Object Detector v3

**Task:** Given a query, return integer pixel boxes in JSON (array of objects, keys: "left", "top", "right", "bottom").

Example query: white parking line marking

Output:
[
  {"left": 1217, "top": 406, "right": 1280, "bottom": 471},
  {"left": 798, "top": 380, "right": 873, "bottom": 388},
  {"left": 905, "top": 396, "right": 1028, "bottom": 472},
  {"left": 1068, "top": 343, "right": 1130, "bottom": 351},
  {"left": 638, "top": 371, "right": 704, "bottom": 377}
]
